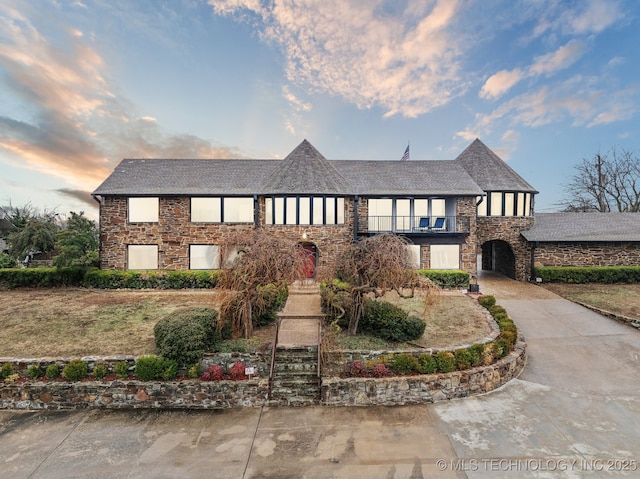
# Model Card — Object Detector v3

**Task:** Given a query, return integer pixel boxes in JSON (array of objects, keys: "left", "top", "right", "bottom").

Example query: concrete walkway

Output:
[
  {"left": 3, "top": 275, "right": 640, "bottom": 478},
  {"left": 276, "top": 281, "right": 323, "bottom": 346}
]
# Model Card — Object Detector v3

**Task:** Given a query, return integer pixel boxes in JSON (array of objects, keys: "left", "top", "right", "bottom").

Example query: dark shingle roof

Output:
[
  {"left": 332, "top": 160, "right": 482, "bottom": 196},
  {"left": 456, "top": 139, "right": 538, "bottom": 193},
  {"left": 93, "top": 139, "right": 509, "bottom": 198},
  {"left": 261, "top": 139, "right": 352, "bottom": 194},
  {"left": 522, "top": 212, "right": 640, "bottom": 242},
  {"left": 0, "top": 207, "right": 15, "bottom": 231}
]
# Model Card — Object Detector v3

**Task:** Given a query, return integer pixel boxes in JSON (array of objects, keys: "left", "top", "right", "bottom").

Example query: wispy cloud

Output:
[
  {"left": 0, "top": 3, "right": 238, "bottom": 200},
  {"left": 56, "top": 188, "right": 96, "bottom": 208},
  {"left": 209, "top": 0, "right": 468, "bottom": 118}
]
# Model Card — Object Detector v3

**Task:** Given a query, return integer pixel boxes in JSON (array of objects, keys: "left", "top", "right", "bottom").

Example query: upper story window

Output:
[
  {"left": 368, "top": 197, "right": 448, "bottom": 232},
  {"left": 478, "top": 192, "right": 532, "bottom": 217},
  {"left": 191, "top": 197, "right": 254, "bottom": 223},
  {"left": 265, "top": 196, "right": 345, "bottom": 225},
  {"left": 128, "top": 197, "right": 159, "bottom": 223}
]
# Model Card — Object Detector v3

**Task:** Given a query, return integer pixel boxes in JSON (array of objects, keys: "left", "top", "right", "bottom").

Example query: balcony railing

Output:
[{"left": 359, "top": 215, "right": 470, "bottom": 235}]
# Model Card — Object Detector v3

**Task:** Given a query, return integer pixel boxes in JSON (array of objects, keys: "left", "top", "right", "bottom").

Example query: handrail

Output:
[
  {"left": 359, "top": 215, "right": 470, "bottom": 234},
  {"left": 268, "top": 319, "right": 280, "bottom": 399}
]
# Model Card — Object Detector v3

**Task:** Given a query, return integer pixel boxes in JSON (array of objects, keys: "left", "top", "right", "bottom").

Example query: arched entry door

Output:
[
  {"left": 481, "top": 240, "right": 516, "bottom": 279},
  {"left": 300, "top": 244, "right": 317, "bottom": 278}
]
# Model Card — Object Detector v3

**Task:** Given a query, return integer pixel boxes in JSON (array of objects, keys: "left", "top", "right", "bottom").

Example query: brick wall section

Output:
[
  {"left": 477, "top": 216, "right": 534, "bottom": 281},
  {"left": 534, "top": 242, "right": 640, "bottom": 267}
]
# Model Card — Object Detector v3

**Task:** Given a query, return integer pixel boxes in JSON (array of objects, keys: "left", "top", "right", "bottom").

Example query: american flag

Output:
[{"left": 400, "top": 144, "right": 410, "bottom": 161}]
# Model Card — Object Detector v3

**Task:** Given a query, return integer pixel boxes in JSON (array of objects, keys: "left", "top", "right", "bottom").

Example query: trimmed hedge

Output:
[
  {"left": 0, "top": 267, "right": 222, "bottom": 289},
  {"left": 535, "top": 266, "right": 640, "bottom": 284},
  {"left": 360, "top": 299, "right": 426, "bottom": 342},
  {"left": 418, "top": 270, "right": 470, "bottom": 289}
]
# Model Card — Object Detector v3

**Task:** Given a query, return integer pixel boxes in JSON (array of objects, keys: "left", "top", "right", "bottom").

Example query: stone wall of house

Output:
[
  {"left": 477, "top": 216, "right": 534, "bottom": 281},
  {"left": 457, "top": 197, "right": 478, "bottom": 275},
  {"left": 534, "top": 242, "right": 640, "bottom": 267}
]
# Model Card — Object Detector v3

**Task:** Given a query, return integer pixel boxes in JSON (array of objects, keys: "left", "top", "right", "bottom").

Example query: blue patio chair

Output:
[
  {"left": 432, "top": 217, "right": 446, "bottom": 230},
  {"left": 415, "top": 217, "right": 430, "bottom": 230}
]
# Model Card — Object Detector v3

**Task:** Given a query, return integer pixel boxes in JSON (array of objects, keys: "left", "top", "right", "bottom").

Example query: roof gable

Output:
[
  {"left": 260, "top": 139, "right": 352, "bottom": 195},
  {"left": 456, "top": 139, "right": 537, "bottom": 193}
]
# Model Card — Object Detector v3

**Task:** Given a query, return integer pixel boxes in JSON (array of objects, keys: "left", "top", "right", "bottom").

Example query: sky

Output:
[{"left": 1, "top": 0, "right": 639, "bottom": 219}]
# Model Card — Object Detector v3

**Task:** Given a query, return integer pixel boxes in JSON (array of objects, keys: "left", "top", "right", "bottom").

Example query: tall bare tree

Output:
[{"left": 564, "top": 148, "right": 640, "bottom": 212}]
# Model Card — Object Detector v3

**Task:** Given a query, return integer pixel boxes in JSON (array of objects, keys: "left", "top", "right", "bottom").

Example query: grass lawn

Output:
[
  {"left": 1, "top": 288, "right": 493, "bottom": 357},
  {"left": 543, "top": 283, "right": 640, "bottom": 319},
  {"left": 331, "top": 290, "right": 493, "bottom": 350}
]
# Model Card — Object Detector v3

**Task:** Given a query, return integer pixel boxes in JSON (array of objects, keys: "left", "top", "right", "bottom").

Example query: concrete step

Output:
[{"left": 273, "top": 362, "right": 317, "bottom": 373}]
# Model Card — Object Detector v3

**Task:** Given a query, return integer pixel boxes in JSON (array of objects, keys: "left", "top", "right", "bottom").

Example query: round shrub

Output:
[
  {"left": 1, "top": 362, "right": 15, "bottom": 380},
  {"left": 187, "top": 364, "right": 200, "bottom": 379},
  {"left": 93, "top": 364, "right": 107, "bottom": 380},
  {"left": 45, "top": 364, "right": 60, "bottom": 380},
  {"left": 0, "top": 253, "right": 16, "bottom": 268},
  {"left": 392, "top": 354, "right": 421, "bottom": 374},
  {"left": 115, "top": 361, "right": 129, "bottom": 379},
  {"left": 135, "top": 355, "right": 162, "bottom": 381},
  {"left": 27, "top": 365, "right": 42, "bottom": 380},
  {"left": 348, "top": 360, "right": 367, "bottom": 377},
  {"left": 228, "top": 361, "right": 247, "bottom": 380},
  {"left": 62, "top": 360, "right": 88, "bottom": 381},
  {"left": 370, "top": 363, "right": 391, "bottom": 378},
  {"left": 419, "top": 354, "right": 437, "bottom": 374},
  {"left": 360, "top": 299, "right": 425, "bottom": 342},
  {"left": 455, "top": 349, "right": 473, "bottom": 370},
  {"left": 478, "top": 295, "right": 496, "bottom": 309},
  {"left": 468, "top": 344, "right": 485, "bottom": 367},
  {"left": 493, "top": 339, "right": 510, "bottom": 360},
  {"left": 435, "top": 351, "right": 456, "bottom": 373},
  {"left": 154, "top": 307, "right": 220, "bottom": 365}
]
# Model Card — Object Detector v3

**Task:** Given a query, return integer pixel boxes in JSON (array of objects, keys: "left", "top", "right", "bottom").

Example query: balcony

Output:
[{"left": 359, "top": 216, "right": 470, "bottom": 235}]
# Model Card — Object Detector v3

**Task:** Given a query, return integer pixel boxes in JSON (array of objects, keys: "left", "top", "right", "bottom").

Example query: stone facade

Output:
[
  {"left": 533, "top": 241, "right": 640, "bottom": 268},
  {"left": 477, "top": 216, "right": 535, "bottom": 281}
]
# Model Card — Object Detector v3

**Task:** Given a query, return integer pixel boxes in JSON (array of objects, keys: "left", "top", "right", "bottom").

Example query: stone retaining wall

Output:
[{"left": 321, "top": 339, "right": 526, "bottom": 406}]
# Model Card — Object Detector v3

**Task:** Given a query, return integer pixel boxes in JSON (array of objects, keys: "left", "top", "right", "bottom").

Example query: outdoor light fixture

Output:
[{"left": 302, "top": 231, "right": 308, "bottom": 240}]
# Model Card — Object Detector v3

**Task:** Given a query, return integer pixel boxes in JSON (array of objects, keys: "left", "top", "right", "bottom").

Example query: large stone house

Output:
[{"left": 93, "top": 138, "right": 542, "bottom": 280}]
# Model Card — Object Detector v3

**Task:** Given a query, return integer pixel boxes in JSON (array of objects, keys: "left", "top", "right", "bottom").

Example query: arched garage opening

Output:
[{"left": 481, "top": 240, "right": 516, "bottom": 279}]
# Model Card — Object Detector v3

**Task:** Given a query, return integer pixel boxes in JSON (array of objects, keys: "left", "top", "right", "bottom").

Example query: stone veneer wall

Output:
[
  {"left": 477, "top": 216, "right": 535, "bottom": 281},
  {"left": 457, "top": 197, "right": 478, "bottom": 275},
  {"left": 1, "top": 341, "right": 525, "bottom": 410},
  {"left": 534, "top": 241, "right": 640, "bottom": 267}
]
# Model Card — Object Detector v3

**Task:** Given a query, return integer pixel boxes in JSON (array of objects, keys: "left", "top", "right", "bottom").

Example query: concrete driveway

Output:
[{"left": 2, "top": 276, "right": 640, "bottom": 478}]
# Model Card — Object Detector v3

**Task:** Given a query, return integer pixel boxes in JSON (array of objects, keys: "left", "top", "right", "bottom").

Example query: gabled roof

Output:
[
  {"left": 261, "top": 139, "right": 351, "bottom": 194},
  {"left": 522, "top": 212, "right": 640, "bottom": 242},
  {"left": 0, "top": 207, "right": 15, "bottom": 231},
  {"left": 92, "top": 138, "right": 516, "bottom": 198},
  {"left": 456, "top": 139, "right": 538, "bottom": 193}
]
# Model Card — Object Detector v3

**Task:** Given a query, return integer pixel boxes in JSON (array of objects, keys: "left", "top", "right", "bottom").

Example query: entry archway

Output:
[{"left": 481, "top": 240, "right": 516, "bottom": 279}]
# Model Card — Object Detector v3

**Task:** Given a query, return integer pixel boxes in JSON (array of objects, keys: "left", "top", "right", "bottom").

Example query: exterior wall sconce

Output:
[{"left": 301, "top": 231, "right": 308, "bottom": 241}]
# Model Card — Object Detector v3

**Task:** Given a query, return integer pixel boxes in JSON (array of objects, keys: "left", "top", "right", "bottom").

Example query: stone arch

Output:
[{"left": 481, "top": 240, "right": 516, "bottom": 279}]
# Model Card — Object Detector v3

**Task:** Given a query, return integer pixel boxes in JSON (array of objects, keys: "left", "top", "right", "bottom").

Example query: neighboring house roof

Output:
[
  {"left": 92, "top": 139, "right": 512, "bottom": 198},
  {"left": 522, "top": 212, "right": 640, "bottom": 242},
  {"left": 261, "top": 139, "right": 352, "bottom": 195},
  {"left": 0, "top": 207, "right": 15, "bottom": 231},
  {"left": 456, "top": 138, "right": 538, "bottom": 193}
]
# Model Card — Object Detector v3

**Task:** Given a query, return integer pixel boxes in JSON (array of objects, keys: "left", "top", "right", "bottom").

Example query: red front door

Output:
[{"left": 302, "top": 245, "right": 316, "bottom": 278}]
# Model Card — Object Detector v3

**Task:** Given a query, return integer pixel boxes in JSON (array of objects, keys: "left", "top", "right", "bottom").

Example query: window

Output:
[
  {"left": 191, "top": 198, "right": 221, "bottom": 222},
  {"left": 406, "top": 245, "right": 421, "bottom": 268},
  {"left": 517, "top": 193, "right": 525, "bottom": 217},
  {"left": 524, "top": 193, "right": 531, "bottom": 216},
  {"left": 264, "top": 196, "right": 345, "bottom": 225},
  {"left": 431, "top": 245, "right": 460, "bottom": 270},
  {"left": 490, "top": 192, "right": 503, "bottom": 216},
  {"left": 190, "top": 245, "right": 219, "bottom": 269},
  {"left": 128, "top": 197, "right": 159, "bottom": 223},
  {"left": 368, "top": 199, "right": 392, "bottom": 231},
  {"left": 504, "top": 193, "right": 515, "bottom": 217},
  {"left": 127, "top": 245, "right": 158, "bottom": 270},
  {"left": 431, "top": 199, "right": 446, "bottom": 216},
  {"left": 223, "top": 197, "right": 254, "bottom": 222},
  {"left": 396, "top": 199, "right": 411, "bottom": 231},
  {"left": 477, "top": 196, "right": 487, "bottom": 216},
  {"left": 368, "top": 198, "right": 448, "bottom": 231}
]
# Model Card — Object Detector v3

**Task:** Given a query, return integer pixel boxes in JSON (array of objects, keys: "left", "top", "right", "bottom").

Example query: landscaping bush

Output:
[
  {"left": 93, "top": 364, "right": 107, "bottom": 380},
  {"left": 478, "top": 295, "right": 496, "bottom": 309},
  {"left": 45, "top": 364, "right": 60, "bottom": 380},
  {"left": 253, "top": 282, "right": 289, "bottom": 327},
  {"left": 83, "top": 268, "right": 221, "bottom": 289},
  {"left": 0, "top": 267, "right": 86, "bottom": 289},
  {"left": 187, "top": 364, "right": 200, "bottom": 379},
  {"left": 347, "top": 361, "right": 367, "bottom": 377},
  {"left": 228, "top": 361, "right": 247, "bottom": 380},
  {"left": 62, "top": 360, "right": 88, "bottom": 381},
  {"left": 419, "top": 354, "right": 437, "bottom": 374},
  {"left": 1, "top": 362, "right": 15, "bottom": 380},
  {"left": 154, "top": 307, "right": 220, "bottom": 365},
  {"left": 468, "top": 344, "right": 485, "bottom": 367},
  {"left": 27, "top": 365, "right": 42, "bottom": 380},
  {"left": 455, "top": 349, "right": 473, "bottom": 370},
  {"left": 360, "top": 299, "right": 425, "bottom": 342},
  {"left": 535, "top": 266, "right": 640, "bottom": 284},
  {"left": 115, "top": 361, "right": 129, "bottom": 379},
  {"left": 391, "top": 354, "right": 421, "bottom": 374},
  {"left": 134, "top": 356, "right": 178, "bottom": 381},
  {"left": 435, "top": 351, "right": 456, "bottom": 373},
  {"left": 418, "top": 270, "right": 470, "bottom": 289},
  {"left": 370, "top": 363, "right": 391, "bottom": 378},
  {"left": 200, "top": 364, "right": 224, "bottom": 381},
  {"left": 0, "top": 253, "right": 16, "bottom": 268}
]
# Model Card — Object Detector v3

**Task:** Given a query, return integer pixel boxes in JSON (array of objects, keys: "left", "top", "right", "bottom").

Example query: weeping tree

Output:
[
  {"left": 334, "top": 234, "right": 431, "bottom": 335},
  {"left": 217, "top": 230, "right": 310, "bottom": 338}
]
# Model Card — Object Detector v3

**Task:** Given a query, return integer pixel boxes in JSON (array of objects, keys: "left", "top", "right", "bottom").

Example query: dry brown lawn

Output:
[
  {"left": 0, "top": 288, "right": 492, "bottom": 357},
  {"left": 543, "top": 283, "right": 640, "bottom": 319},
  {"left": 0, "top": 289, "right": 224, "bottom": 357}
]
